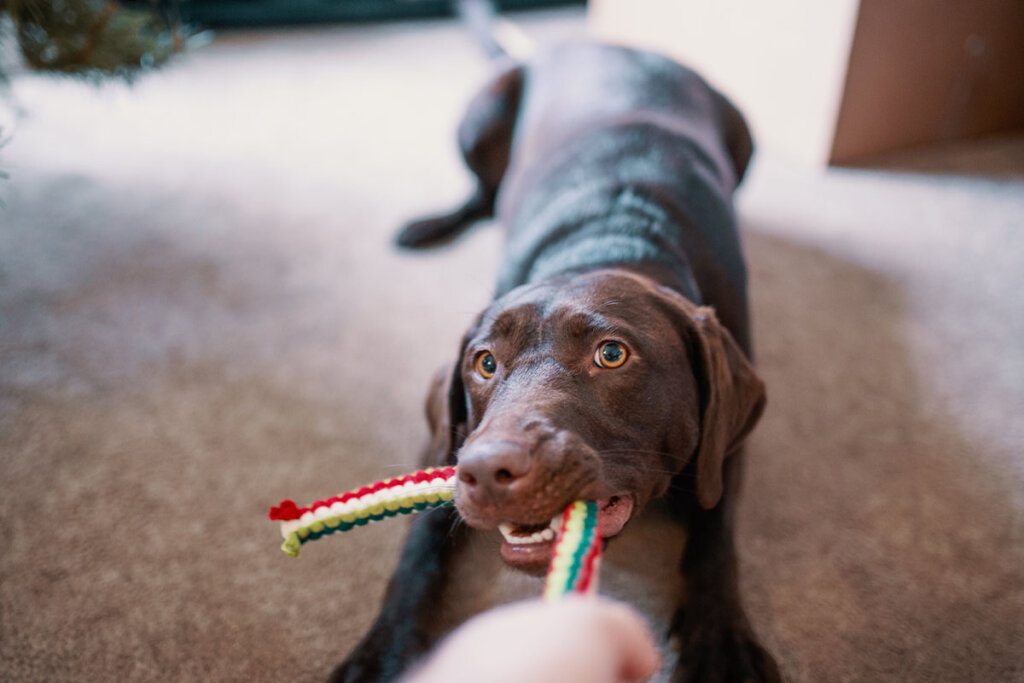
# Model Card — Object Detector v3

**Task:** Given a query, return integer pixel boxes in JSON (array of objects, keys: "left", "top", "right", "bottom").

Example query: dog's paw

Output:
[
  {"left": 671, "top": 621, "right": 781, "bottom": 683},
  {"left": 327, "top": 631, "right": 424, "bottom": 683},
  {"left": 327, "top": 656, "right": 386, "bottom": 683}
]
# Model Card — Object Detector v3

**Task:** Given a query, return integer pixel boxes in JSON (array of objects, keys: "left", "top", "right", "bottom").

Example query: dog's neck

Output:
[{"left": 494, "top": 184, "right": 702, "bottom": 303}]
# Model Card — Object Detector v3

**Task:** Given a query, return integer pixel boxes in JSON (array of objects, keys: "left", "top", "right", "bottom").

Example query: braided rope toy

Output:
[
  {"left": 543, "top": 500, "right": 601, "bottom": 599},
  {"left": 268, "top": 467, "right": 601, "bottom": 599}
]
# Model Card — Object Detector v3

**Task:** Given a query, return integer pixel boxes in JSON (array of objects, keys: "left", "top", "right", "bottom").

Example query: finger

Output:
[{"left": 594, "top": 600, "right": 661, "bottom": 681}]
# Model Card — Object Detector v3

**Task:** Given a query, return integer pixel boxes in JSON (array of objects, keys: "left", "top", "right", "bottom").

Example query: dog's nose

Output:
[{"left": 457, "top": 440, "right": 531, "bottom": 505}]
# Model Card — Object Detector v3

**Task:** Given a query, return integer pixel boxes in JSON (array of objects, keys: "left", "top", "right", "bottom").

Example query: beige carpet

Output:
[{"left": 1, "top": 11, "right": 1022, "bottom": 682}]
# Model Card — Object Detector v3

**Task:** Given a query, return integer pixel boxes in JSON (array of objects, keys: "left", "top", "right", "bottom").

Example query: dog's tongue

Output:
[{"left": 596, "top": 496, "right": 634, "bottom": 538}]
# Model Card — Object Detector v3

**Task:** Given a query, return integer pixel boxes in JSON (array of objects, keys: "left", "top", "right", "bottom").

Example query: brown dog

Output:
[{"left": 332, "top": 42, "right": 778, "bottom": 682}]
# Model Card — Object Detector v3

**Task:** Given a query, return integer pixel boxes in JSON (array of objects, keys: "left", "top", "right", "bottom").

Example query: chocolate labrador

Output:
[{"left": 331, "top": 42, "right": 778, "bottom": 683}]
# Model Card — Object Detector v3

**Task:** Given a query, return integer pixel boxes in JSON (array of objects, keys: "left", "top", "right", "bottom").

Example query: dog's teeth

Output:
[
  {"left": 549, "top": 516, "right": 561, "bottom": 532},
  {"left": 498, "top": 522, "right": 559, "bottom": 545},
  {"left": 499, "top": 524, "right": 534, "bottom": 544}
]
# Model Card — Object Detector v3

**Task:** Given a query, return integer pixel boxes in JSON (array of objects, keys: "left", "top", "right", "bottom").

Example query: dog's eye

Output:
[
  {"left": 595, "top": 341, "right": 628, "bottom": 369},
  {"left": 475, "top": 351, "right": 498, "bottom": 379}
]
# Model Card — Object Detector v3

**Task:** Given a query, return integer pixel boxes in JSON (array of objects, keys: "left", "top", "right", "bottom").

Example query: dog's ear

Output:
[
  {"left": 420, "top": 337, "right": 472, "bottom": 467},
  {"left": 685, "top": 305, "right": 766, "bottom": 509}
]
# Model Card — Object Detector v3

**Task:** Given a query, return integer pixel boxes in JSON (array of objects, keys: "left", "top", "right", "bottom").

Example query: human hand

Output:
[{"left": 406, "top": 596, "right": 661, "bottom": 683}]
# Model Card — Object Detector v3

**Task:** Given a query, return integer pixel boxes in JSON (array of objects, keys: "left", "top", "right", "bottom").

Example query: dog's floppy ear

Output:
[
  {"left": 420, "top": 337, "right": 472, "bottom": 467},
  {"left": 685, "top": 305, "right": 766, "bottom": 509}
]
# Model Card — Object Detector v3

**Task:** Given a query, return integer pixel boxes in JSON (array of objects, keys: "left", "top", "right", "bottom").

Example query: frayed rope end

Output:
[{"left": 281, "top": 532, "right": 302, "bottom": 558}]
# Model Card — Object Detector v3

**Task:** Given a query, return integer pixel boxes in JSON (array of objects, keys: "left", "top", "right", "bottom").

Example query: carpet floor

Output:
[{"left": 2, "top": 10, "right": 1022, "bottom": 682}]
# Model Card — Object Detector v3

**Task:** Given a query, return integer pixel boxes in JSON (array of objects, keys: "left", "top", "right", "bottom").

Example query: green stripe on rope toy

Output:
[
  {"left": 268, "top": 467, "right": 602, "bottom": 599},
  {"left": 543, "top": 500, "right": 601, "bottom": 600}
]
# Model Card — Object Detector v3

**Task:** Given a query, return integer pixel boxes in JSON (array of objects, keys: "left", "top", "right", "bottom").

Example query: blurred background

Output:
[{"left": 1, "top": 1, "right": 1022, "bottom": 681}]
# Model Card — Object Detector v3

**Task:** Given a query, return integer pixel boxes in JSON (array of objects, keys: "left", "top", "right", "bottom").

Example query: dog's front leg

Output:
[
  {"left": 669, "top": 456, "right": 781, "bottom": 683},
  {"left": 329, "top": 506, "right": 466, "bottom": 683}
]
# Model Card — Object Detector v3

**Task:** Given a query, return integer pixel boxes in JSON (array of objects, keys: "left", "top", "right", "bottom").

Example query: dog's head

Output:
[{"left": 423, "top": 270, "right": 764, "bottom": 572}]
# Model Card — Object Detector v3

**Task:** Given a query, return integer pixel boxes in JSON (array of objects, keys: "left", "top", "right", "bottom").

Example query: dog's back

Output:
[
  {"left": 502, "top": 43, "right": 747, "bottom": 191},
  {"left": 495, "top": 43, "right": 755, "bottom": 349}
]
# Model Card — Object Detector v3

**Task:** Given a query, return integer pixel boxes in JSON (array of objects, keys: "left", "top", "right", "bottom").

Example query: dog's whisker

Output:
[
  {"left": 607, "top": 465, "right": 681, "bottom": 476},
  {"left": 445, "top": 513, "right": 466, "bottom": 541},
  {"left": 598, "top": 448, "right": 688, "bottom": 460}
]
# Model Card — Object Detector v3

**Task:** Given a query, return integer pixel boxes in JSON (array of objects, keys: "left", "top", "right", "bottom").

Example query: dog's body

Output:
[{"left": 332, "top": 43, "right": 778, "bottom": 683}]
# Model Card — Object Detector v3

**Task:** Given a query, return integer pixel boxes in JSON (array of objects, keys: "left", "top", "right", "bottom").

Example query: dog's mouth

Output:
[{"left": 497, "top": 495, "right": 635, "bottom": 573}]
